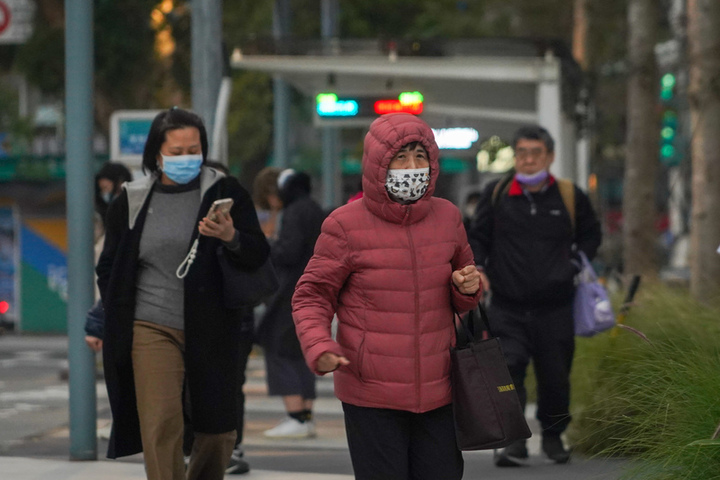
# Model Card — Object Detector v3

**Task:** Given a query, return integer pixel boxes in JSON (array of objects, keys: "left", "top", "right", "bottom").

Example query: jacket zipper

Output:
[
  {"left": 523, "top": 190, "right": 537, "bottom": 216},
  {"left": 404, "top": 206, "right": 422, "bottom": 411}
]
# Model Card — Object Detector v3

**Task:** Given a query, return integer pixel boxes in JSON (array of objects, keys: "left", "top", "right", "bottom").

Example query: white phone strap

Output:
[{"left": 176, "top": 238, "right": 199, "bottom": 279}]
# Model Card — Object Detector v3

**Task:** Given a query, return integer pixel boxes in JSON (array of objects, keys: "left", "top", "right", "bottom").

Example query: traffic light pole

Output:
[
  {"left": 65, "top": 0, "right": 98, "bottom": 461},
  {"left": 321, "top": 0, "right": 341, "bottom": 209},
  {"left": 273, "top": 0, "right": 291, "bottom": 168}
]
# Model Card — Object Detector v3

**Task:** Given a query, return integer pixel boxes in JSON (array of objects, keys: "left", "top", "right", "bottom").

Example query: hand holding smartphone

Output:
[{"left": 207, "top": 198, "right": 234, "bottom": 222}]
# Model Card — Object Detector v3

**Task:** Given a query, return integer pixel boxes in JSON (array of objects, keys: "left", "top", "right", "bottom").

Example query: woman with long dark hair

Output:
[{"left": 97, "top": 107, "right": 269, "bottom": 480}]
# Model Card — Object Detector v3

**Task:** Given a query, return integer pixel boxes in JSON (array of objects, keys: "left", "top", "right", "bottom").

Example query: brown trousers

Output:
[{"left": 132, "top": 320, "right": 236, "bottom": 480}]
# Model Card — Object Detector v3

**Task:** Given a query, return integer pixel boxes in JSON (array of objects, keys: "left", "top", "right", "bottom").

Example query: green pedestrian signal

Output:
[
  {"left": 659, "top": 95, "right": 680, "bottom": 165},
  {"left": 660, "top": 73, "right": 677, "bottom": 104},
  {"left": 661, "top": 73, "right": 676, "bottom": 89},
  {"left": 660, "top": 144, "right": 675, "bottom": 159}
]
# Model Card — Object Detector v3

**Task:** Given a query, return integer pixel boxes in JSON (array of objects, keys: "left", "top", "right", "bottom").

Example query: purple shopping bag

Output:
[{"left": 573, "top": 252, "right": 615, "bottom": 337}]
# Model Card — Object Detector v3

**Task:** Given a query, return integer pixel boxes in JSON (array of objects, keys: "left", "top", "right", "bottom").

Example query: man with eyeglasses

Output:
[{"left": 467, "top": 125, "right": 601, "bottom": 467}]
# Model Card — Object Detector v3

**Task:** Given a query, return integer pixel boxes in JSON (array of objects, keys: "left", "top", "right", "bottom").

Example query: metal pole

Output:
[
  {"left": 321, "top": 129, "right": 337, "bottom": 208},
  {"left": 321, "top": 0, "right": 340, "bottom": 208},
  {"left": 65, "top": 0, "right": 97, "bottom": 461},
  {"left": 191, "top": 0, "right": 223, "bottom": 140},
  {"left": 272, "top": 0, "right": 291, "bottom": 168},
  {"left": 273, "top": 78, "right": 290, "bottom": 168},
  {"left": 210, "top": 77, "right": 233, "bottom": 164}
]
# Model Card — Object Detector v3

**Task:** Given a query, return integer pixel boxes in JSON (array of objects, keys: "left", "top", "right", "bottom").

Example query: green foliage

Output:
[
  {"left": 94, "top": 0, "right": 157, "bottom": 107},
  {"left": 342, "top": 0, "right": 491, "bottom": 38},
  {"left": 569, "top": 283, "right": 720, "bottom": 479},
  {"left": 15, "top": 24, "right": 65, "bottom": 94},
  {"left": 16, "top": 0, "right": 158, "bottom": 113},
  {"left": 227, "top": 72, "right": 273, "bottom": 184},
  {"left": 222, "top": 0, "right": 273, "bottom": 45}
]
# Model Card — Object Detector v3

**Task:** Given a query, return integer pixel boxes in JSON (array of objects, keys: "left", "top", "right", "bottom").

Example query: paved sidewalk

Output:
[
  {"left": 0, "top": 336, "right": 625, "bottom": 479},
  {"left": 0, "top": 456, "right": 354, "bottom": 480}
]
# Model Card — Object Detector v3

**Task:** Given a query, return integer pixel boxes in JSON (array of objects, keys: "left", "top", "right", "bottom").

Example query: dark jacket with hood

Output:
[
  {"left": 96, "top": 167, "right": 269, "bottom": 458},
  {"left": 256, "top": 171, "right": 325, "bottom": 358},
  {"left": 468, "top": 175, "right": 602, "bottom": 310},
  {"left": 292, "top": 113, "right": 481, "bottom": 413}
]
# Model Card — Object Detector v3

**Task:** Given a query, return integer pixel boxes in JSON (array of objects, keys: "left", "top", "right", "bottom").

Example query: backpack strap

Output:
[
  {"left": 556, "top": 178, "right": 576, "bottom": 235},
  {"left": 490, "top": 171, "right": 516, "bottom": 206}
]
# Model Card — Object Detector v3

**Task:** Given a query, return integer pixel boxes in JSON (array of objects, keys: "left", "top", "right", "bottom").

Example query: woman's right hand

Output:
[
  {"left": 317, "top": 352, "right": 350, "bottom": 373},
  {"left": 85, "top": 336, "right": 103, "bottom": 352}
]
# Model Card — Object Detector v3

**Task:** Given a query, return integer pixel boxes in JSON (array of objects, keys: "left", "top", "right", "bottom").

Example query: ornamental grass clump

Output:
[{"left": 569, "top": 283, "right": 720, "bottom": 479}]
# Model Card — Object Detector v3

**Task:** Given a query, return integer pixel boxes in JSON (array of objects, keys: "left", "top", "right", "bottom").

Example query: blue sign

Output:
[
  {"left": 110, "top": 110, "right": 161, "bottom": 166},
  {"left": 119, "top": 119, "right": 154, "bottom": 156}
]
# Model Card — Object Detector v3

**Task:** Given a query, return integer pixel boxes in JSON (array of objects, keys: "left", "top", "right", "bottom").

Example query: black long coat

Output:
[{"left": 96, "top": 170, "right": 269, "bottom": 459}]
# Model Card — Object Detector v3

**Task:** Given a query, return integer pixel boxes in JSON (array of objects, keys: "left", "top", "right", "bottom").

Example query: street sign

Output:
[
  {"left": 0, "top": 0, "right": 36, "bottom": 45},
  {"left": 109, "top": 110, "right": 161, "bottom": 167},
  {"left": 432, "top": 128, "right": 479, "bottom": 150}
]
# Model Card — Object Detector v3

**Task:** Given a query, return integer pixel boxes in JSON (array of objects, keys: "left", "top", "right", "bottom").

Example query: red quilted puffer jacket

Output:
[{"left": 292, "top": 113, "right": 481, "bottom": 413}]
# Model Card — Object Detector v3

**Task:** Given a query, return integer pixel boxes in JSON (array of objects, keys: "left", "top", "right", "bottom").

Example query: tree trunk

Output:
[
  {"left": 623, "top": 0, "right": 659, "bottom": 278},
  {"left": 573, "top": 0, "right": 590, "bottom": 70},
  {"left": 688, "top": 0, "right": 720, "bottom": 303}
]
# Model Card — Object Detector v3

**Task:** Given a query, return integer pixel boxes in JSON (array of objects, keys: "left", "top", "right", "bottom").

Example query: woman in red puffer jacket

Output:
[{"left": 292, "top": 113, "right": 482, "bottom": 480}]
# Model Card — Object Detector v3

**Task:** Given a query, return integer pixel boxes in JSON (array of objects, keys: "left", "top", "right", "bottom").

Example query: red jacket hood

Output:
[{"left": 361, "top": 113, "right": 440, "bottom": 225}]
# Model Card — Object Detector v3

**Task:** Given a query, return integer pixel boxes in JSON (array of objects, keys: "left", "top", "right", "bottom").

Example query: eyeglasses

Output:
[{"left": 515, "top": 148, "right": 547, "bottom": 160}]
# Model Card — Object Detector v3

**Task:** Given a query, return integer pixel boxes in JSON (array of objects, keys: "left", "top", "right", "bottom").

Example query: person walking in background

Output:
[
  {"left": 255, "top": 169, "right": 326, "bottom": 439},
  {"left": 467, "top": 125, "right": 602, "bottom": 467},
  {"left": 251, "top": 167, "right": 283, "bottom": 241},
  {"left": 94, "top": 162, "right": 134, "bottom": 228},
  {"left": 461, "top": 190, "right": 481, "bottom": 233},
  {"left": 96, "top": 107, "right": 269, "bottom": 480},
  {"left": 85, "top": 161, "right": 133, "bottom": 352},
  {"left": 292, "top": 113, "right": 482, "bottom": 480}
]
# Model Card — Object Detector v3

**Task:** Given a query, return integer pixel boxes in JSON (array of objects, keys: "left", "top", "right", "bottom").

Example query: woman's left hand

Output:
[
  {"left": 199, "top": 212, "right": 235, "bottom": 242},
  {"left": 452, "top": 265, "right": 482, "bottom": 295}
]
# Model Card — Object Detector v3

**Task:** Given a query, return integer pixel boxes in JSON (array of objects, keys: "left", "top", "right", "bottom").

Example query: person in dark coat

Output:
[
  {"left": 96, "top": 108, "right": 269, "bottom": 480},
  {"left": 467, "top": 125, "right": 602, "bottom": 467},
  {"left": 85, "top": 162, "right": 133, "bottom": 353},
  {"left": 255, "top": 169, "right": 325, "bottom": 439}
]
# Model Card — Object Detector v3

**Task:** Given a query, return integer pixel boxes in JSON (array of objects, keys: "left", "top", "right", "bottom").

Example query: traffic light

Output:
[
  {"left": 658, "top": 72, "right": 680, "bottom": 166},
  {"left": 660, "top": 110, "right": 677, "bottom": 162},
  {"left": 660, "top": 73, "right": 676, "bottom": 104}
]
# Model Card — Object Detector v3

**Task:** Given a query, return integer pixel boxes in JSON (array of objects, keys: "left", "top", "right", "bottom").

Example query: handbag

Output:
[
  {"left": 573, "top": 251, "right": 615, "bottom": 337},
  {"left": 217, "top": 247, "right": 279, "bottom": 309},
  {"left": 450, "top": 304, "right": 532, "bottom": 451}
]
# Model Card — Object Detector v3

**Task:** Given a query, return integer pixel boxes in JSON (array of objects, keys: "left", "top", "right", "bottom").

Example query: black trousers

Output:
[
  {"left": 342, "top": 403, "right": 463, "bottom": 480},
  {"left": 488, "top": 301, "right": 575, "bottom": 436}
]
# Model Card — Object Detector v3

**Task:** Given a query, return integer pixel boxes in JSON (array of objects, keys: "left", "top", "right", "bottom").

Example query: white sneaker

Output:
[
  {"left": 306, "top": 420, "right": 317, "bottom": 437},
  {"left": 263, "top": 416, "right": 316, "bottom": 439},
  {"left": 97, "top": 424, "right": 112, "bottom": 441}
]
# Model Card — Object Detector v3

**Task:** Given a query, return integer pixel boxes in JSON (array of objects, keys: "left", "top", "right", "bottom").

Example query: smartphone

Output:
[{"left": 207, "top": 198, "right": 234, "bottom": 222}]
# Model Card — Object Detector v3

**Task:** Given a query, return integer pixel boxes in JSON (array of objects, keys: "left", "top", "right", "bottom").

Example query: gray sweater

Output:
[{"left": 135, "top": 182, "right": 200, "bottom": 330}]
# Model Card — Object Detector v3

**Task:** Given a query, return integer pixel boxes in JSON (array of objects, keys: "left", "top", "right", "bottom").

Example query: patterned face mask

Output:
[{"left": 385, "top": 167, "right": 430, "bottom": 203}]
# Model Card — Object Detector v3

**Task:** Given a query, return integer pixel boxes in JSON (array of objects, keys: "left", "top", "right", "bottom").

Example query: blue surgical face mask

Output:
[
  {"left": 515, "top": 169, "right": 549, "bottom": 186},
  {"left": 101, "top": 192, "right": 114, "bottom": 204},
  {"left": 160, "top": 154, "right": 203, "bottom": 184}
]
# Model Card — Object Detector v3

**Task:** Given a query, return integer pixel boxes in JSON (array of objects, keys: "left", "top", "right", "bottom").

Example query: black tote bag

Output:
[{"left": 450, "top": 304, "right": 532, "bottom": 450}]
